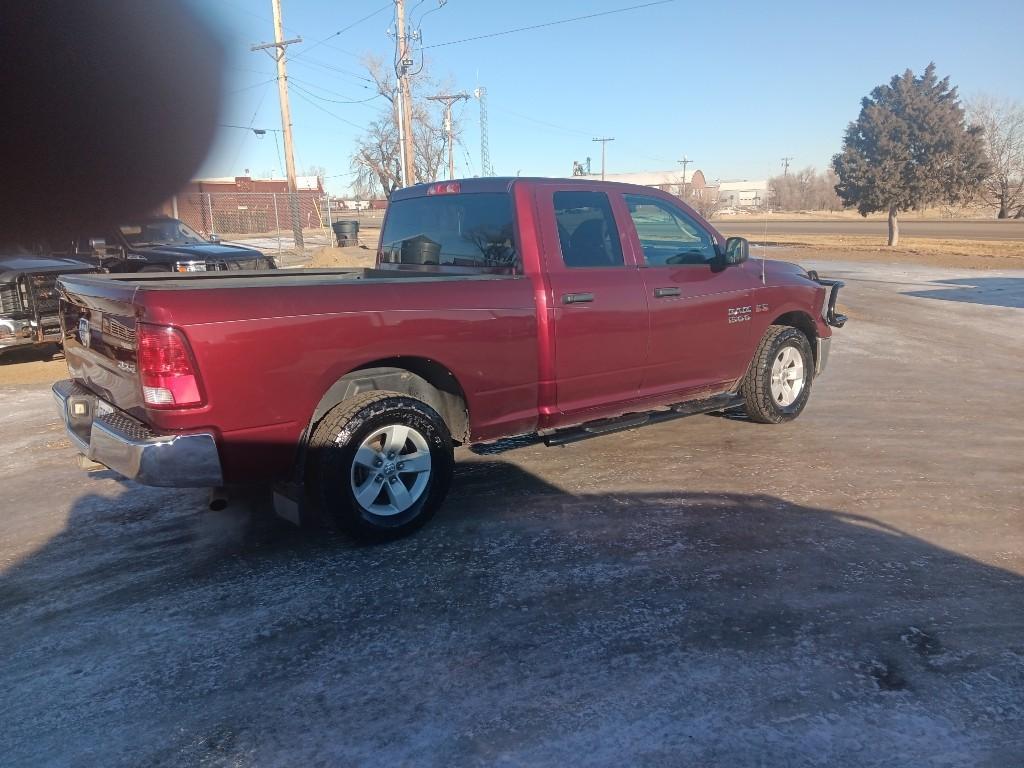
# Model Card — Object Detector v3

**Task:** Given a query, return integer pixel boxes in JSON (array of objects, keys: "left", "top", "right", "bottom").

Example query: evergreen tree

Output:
[{"left": 832, "top": 64, "right": 989, "bottom": 245}]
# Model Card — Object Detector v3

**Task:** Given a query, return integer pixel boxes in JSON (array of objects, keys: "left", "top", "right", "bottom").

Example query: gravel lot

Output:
[{"left": 1, "top": 261, "right": 1022, "bottom": 767}]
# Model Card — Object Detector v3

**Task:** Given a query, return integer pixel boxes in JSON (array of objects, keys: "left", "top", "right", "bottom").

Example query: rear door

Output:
[
  {"left": 537, "top": 186, "right": 648, "bottom": 418},
  {"left": 620, "top": 192, "right": 756, "bottom": 397}
]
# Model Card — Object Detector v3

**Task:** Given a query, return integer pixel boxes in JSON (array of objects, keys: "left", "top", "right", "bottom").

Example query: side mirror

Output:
[
  {"left": 724, "top": 236, "right": 749, "bottom": 265},
  {"left": 209, "top": 234, "right": 221, "bottom": 244}
]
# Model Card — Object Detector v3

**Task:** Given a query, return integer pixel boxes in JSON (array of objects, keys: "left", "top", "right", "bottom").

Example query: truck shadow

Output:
[
  {"left": 2, "top": 460, "right": 1023, "bottom": 764},
  {"left": 903, "top": 277, "right": 1024, "bottom": 308}
]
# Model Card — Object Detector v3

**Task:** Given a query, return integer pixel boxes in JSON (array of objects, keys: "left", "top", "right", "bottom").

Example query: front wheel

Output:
[
  {"left": 306, "top": 391, "right": 454, "bottom": 540},
  {"left": 740, "top": 325, "right": 814, "bottom": 424}
]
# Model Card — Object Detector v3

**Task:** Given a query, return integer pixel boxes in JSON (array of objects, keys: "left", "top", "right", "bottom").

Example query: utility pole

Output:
[
  {"left": 781, "top": 156, "right": 794, "bottom": 176},
  {"left": 427, "top": 93, "right": 470, "bottom": 180},
  {"left": 592, "top": 137, "right": 615, "bottom": 180},
  {"left": 678, "top": 155, "right": 693, "bottom": 197},
  {"left": 678, "top": 155, "right": 693, "bottom": 180},
  {"left": 251, "top": 0, "right": 303, "bottom": 253},
  {"left": 395, "top": 0, "right": 416, "bottom": 186}
]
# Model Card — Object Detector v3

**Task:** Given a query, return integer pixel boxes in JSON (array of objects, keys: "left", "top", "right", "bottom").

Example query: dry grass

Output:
[{"left": 736, "top": 235, "right": 1024, "bottom": 271}]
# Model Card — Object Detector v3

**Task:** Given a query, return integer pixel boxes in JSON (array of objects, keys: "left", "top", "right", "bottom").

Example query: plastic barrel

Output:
[{"left": 332, "top": 220, "right": 359, "bottom": 247}]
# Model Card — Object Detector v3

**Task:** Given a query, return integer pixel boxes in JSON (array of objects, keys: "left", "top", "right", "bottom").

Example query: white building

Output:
[{"left": 716, "top": 180, "right": 769, "bottom": 208}]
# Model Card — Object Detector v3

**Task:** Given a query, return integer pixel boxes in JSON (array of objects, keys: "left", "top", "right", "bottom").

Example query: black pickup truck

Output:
[
  {"left": 78, "top": 216, "right": 276, "bottom": 273},
  {"left": 0, "top": 248, "right": 98, "bottom": 356}
]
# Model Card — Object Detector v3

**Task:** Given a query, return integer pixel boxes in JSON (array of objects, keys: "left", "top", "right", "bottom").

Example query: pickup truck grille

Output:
[
  {"left": 28, "top": 273, "right": 61, "bottom": 314},
  {"left": 0, "top": 282, "right": 22, "bottom": 313},
  {"left": 199, "top": 257, "right": 271, "bottom": 271},
  {"left": 104, "top": 316, "right": 137, "bottom": 344}
]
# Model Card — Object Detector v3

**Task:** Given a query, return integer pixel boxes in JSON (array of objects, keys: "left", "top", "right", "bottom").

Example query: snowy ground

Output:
[{"left": 1, "top": 262, "right": 1022, "bottom": 766}]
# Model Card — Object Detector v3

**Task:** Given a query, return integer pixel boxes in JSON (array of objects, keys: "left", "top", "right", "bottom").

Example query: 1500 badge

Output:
[{"left": 728, "top": 306, "right": 752, "bottom": 323}]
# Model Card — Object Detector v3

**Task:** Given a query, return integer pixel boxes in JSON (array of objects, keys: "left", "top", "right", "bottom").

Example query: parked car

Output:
[
  {"left": 0, "top": 243, "right": 98, "bottom": 356},
  {"left": 53, "top": 178, "right": 846, "bottom": 539},
  {"left": 74, "top": 216, "right": 276, "bottom": 273}
]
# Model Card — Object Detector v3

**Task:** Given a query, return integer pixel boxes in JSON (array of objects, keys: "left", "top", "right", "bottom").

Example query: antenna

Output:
[
  {"left": 762, "top": 177, "right": 770, "bottom": 284},
  {"left": 473, "top": 87, "right": 493, "bottom": 176}
]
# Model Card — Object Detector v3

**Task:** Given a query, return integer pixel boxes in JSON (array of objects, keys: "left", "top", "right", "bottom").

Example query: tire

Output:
[
  {"left": 306, "top": 391, "right": 454, "bottom": 541},
  {"left": 740, "top": 325, "right": 814, "bottom": 424}
]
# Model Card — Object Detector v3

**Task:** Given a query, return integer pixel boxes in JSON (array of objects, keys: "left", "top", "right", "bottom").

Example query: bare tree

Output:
[
  {"left": 968, "top": 96, "right": 1024, "bottom": 219},
  {"left": 302, "top": 165, "right": 327, "bottom": 187},
  {"left": 770, "top": 167, "right": 843, "bottom": 211},
  {"left": 349, "top": 55, "right": 461, "bottom": 198}
]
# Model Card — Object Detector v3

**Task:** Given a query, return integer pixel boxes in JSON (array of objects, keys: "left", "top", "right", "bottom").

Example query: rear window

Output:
[{"left": 378, "top": 193, "right": 517, "bottom": 271}]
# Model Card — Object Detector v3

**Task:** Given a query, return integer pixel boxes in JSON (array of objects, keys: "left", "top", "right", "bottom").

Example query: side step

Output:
[{"left": 542, "top": 393, "right": 744, "bottom": 447}]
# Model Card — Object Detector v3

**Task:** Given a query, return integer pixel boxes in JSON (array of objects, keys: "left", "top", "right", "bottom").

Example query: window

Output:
[
  {"left": 119, "top": 219, "right": 205, "bottom": 246},
  {"left": 553, "top": 190, "right": 624, "bottom": 268},
  {"left": 625, "top": 195, "right": 717, "bottom": 266},
  {"left": 379, "top": 193, "right": 517, "bottom": 270}
]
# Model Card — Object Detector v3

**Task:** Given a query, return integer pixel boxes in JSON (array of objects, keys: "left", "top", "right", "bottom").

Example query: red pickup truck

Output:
[{"left": 54, "top": 178, "right": 846, "bottom": 539}]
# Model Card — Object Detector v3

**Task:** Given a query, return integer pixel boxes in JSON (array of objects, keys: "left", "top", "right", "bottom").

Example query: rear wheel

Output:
[
  {"left": 306, "top": 391, "right": 454, "bottom": 540},
  {"left": 741, "top": 325, "right": 814, "bottom": 424}
]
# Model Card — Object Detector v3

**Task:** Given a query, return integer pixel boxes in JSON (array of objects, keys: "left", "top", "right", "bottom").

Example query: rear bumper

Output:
[{"left": 53, "top": 379, "right": 223, "bottom": 487}]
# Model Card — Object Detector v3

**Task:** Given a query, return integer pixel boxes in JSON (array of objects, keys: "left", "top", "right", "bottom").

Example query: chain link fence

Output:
[{"left": 174, "top": 193, "right": 386, "bottom": 267}]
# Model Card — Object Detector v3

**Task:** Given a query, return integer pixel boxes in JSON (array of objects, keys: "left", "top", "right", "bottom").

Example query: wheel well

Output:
[
  {"left": 309, "top": 358, "right": 470, "bottom": 444},
  {"left": 771, "top": 311, "right": 818, "bottom": 362}
]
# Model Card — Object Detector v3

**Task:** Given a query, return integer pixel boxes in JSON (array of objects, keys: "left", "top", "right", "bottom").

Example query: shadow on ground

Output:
[
  {"left": 904, "top": 277, "right": 1024, "bottom": 308},
  {"left": 2, "top": 461, "right": 1023, "bottom": 766}
]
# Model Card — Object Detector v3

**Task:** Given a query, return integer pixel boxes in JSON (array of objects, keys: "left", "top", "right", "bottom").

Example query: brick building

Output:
[{"left": 162, "top": 175, "right": 325, "bottom": 236}]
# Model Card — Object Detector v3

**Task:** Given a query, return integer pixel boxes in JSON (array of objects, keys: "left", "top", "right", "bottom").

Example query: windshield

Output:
[{"left": 118, "top": 219, "right": 206, "bottom": 246}]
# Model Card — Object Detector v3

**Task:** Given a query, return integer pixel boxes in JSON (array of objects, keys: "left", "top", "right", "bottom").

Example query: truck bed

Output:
[{"left": 62, "top": 267, "right": 516, "bottom": 292}]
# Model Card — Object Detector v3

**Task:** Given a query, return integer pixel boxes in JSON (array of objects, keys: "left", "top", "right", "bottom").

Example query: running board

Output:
[{"left": 542, "top": 394, "right": 744, "bottom": 447}]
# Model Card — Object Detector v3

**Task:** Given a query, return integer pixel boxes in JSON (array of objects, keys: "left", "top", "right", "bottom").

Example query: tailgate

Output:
[{"left": 58, "top": 275, "right": 144, "bottom": 415}]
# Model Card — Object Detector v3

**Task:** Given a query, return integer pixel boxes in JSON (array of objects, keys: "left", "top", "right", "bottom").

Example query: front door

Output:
[
  {"left": 620, "top": 193, "right": 756, "bottom": 397},
  {"left": 538, "top": 187, "right": 648, "bottom": 419}
]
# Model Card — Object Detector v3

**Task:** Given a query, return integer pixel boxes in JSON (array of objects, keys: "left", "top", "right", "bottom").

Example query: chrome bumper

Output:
[
  {"left": 0, "top": 318, "right": 60, "bottom": 350},
  {"left": 52, "top": 379, "right": 223, "bottom": 487},
  {"left": 815, "top": 336, "right": 832, "bottom": 376}
]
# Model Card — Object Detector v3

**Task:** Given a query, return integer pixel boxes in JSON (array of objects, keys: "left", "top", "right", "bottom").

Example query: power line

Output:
[
  {"left": 226, "top": 77, "right": 279, "bottom": 95},
  {"left": 288, "top": 77, "right": 382, "bottom": 105},
  {"left": 292, "top": 3, "right": 391, "bottom": 60},
  {"left": 288, "top": 56, "right": 375, "bottom": 84},
  {"left": 423, "top": 0, "right": 677, "bottom": 49},
  {"left": 291, "top": 86, "right": 366, "bottom": 131}
]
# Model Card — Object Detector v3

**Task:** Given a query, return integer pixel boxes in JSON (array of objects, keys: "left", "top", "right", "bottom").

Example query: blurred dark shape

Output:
[{"left": 0, "top": 1, "right": 223, "bottom": 238}]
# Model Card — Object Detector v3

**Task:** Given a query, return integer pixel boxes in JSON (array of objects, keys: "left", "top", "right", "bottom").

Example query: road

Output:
[
  {"left": 2, "top": 262, "right": 1023, "bottom": 766},
  {"left": 715, "top": 217, "right": 1024, "bottom": 240}
]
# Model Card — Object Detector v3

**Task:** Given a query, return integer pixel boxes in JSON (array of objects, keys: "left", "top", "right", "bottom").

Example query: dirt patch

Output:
[
  {"left": 307, "top": 245, "right": 376, "bottom": 269},
  {"left": 0, "top": 346, "right": 67, "bottom": 387}
]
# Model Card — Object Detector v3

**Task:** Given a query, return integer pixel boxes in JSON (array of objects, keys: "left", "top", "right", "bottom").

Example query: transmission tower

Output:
[{"left": 474, "top": 87, "right": 493, "bottom": 176}]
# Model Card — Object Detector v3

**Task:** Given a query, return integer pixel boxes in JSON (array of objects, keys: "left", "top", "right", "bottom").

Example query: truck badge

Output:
[{"left": 78, "top": 317, "right": 91, "bottom": 348}]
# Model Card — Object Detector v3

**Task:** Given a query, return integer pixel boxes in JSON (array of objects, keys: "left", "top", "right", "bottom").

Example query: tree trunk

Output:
[
  {"left": 887, "top": 203, "right": 899, "bottom": 247},
  {"left": 1015, "top": 207, "right": 1024, "bottom": 219}
]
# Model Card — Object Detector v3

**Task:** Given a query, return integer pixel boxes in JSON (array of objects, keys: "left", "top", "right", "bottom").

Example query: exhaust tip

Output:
[{"left": 208, "top": 487, "right": 229, "bottom": 512}]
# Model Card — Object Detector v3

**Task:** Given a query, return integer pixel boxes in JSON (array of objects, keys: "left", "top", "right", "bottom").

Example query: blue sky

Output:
[{"left": 194, "top": 0, "right": 1024, "bottom": 194}]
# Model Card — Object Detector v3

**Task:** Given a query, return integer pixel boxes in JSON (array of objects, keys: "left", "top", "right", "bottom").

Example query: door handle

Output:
[
  {"left": 562, "top": 292, "right": 595, "bottom": 304},
  {"left": 653, "top": 286, "right": 681, "bottom": 298}
]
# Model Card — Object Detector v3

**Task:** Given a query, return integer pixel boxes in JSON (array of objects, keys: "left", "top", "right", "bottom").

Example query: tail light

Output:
[{"left": 137, "top": 324, "right": 205, "bottom": 408}]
